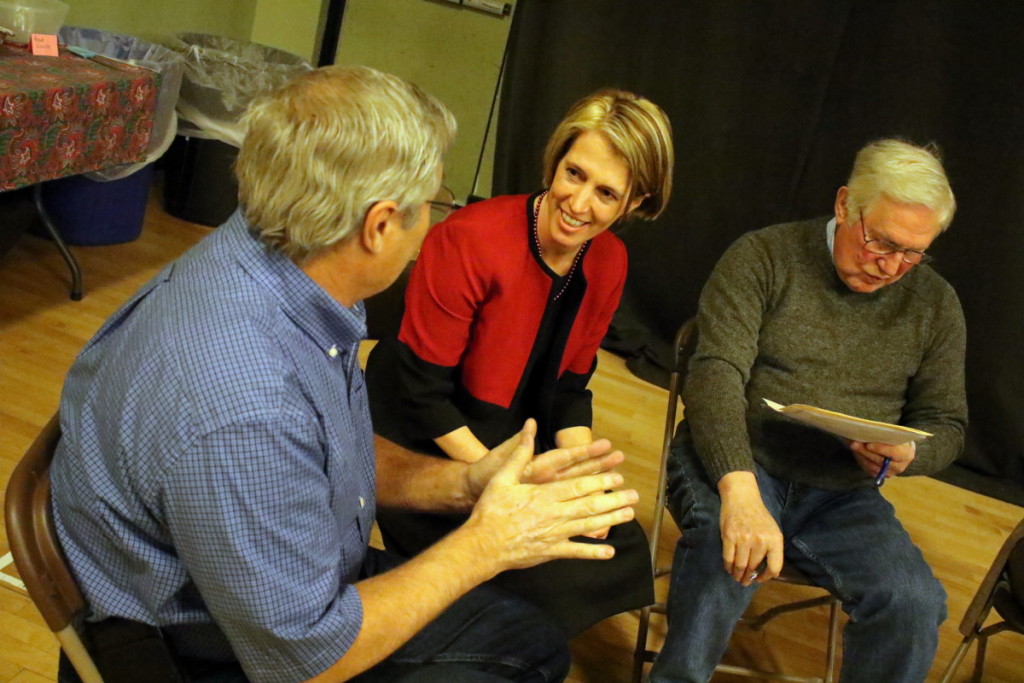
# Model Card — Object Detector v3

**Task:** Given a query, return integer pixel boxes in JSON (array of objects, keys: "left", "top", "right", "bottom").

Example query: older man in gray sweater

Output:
[{"left": 650, "top": 139, "right": 966, "bottom": 683}]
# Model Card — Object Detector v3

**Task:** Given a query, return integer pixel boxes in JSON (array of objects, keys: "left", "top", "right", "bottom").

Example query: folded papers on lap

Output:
[{"left": 763, "top": 398, "right": 932, "bottom": 445}]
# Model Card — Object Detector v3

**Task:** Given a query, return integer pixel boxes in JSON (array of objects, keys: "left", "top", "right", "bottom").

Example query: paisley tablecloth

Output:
[{"left": 0, "top": 43, "right": 159, "bottom": 191}]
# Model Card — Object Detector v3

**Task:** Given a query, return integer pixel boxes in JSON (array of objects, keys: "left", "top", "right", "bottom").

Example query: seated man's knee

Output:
[
  {"left": 528, "top": 616, "right": 571, "bottom": 680},
  {"left": 486, "top": 597, "right": 570, "bottom": 681},
  {"left": 911, "top": 573, "right": 948, "bottom": 625},
  {"left": 858, "top": 571, "right": 947, "bottom": 629}
]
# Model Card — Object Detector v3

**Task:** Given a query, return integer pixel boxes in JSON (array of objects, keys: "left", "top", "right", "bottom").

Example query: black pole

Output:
[{"left": 318, "top": 0, "right": 346, "bottom": 67}]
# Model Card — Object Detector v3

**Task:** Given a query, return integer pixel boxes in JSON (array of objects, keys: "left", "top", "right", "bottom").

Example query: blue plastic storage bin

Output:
[{"left": 40, "top": 164, "right": 154, "bottom": 246}]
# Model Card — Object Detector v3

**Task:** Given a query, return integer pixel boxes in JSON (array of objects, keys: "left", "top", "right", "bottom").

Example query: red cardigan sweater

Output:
[{"left": 366, "top": 193, "right": 627, "bottom": 450}]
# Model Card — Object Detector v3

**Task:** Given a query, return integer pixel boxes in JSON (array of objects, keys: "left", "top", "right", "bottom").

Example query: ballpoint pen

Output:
[{"left": 875, "top": 457, "right": 891, "bottom": 487}]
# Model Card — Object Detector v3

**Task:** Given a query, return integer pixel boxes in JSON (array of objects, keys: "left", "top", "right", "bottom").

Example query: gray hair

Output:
[
  {"left": 236, "top": 65, "right": 457, "bottom": 260},
  {"left": 844, "top": 139, "right": 956, "bottom": 231}
]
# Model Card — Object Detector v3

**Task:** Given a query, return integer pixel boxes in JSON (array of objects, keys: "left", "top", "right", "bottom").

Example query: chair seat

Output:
[{"left": 778, "top": 564, "right": 821, "bottom": 586}]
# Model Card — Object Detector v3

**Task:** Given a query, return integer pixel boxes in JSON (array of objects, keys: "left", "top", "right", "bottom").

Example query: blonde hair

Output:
[
  {"left": 845, "top": 139, "right": 956, "bottom": 231},
  {"left": 542, "top": 89, "right": 674, "bottom": 220},
  {"left": 235, "top": 65, "right": 457, "bottom": 260}
]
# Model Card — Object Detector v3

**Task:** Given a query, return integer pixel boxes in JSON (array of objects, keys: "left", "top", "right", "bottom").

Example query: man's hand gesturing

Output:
[{"left": 462, "top": 420, "right": 638, "bottom": 572}]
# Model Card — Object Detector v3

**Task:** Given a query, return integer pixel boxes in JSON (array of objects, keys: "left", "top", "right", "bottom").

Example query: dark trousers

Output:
[
  {"left": 649, "top": 444, "right": 947, "bottom": 683},
  {"left": 59, "top": 548, "right": 570, "bottom": 683},
  {"left": 377, "top": 509, "right": 654, "bottom": 637}
]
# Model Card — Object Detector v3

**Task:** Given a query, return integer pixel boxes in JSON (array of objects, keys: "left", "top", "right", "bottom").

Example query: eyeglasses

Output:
[
  {"left": 428, "top": 186, "right": 460, "bottom": 226},
  {"left": 858, "top": 212, "right": 933, "bottom": 265}
]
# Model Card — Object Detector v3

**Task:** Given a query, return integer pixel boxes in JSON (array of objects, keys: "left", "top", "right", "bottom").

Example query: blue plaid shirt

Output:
[{"left": 51, "top": 211, "right": 376, "bottom": 683}]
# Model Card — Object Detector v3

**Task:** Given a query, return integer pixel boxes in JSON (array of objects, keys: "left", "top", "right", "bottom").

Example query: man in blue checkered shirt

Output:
[{"left": 50, "top": 66, "right": 639, "bottom": 683}]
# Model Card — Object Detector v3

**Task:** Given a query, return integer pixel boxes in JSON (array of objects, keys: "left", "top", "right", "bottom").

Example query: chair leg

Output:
[
  {"left": 938, "top": 633, "right": 976, "bottom": 683},
  {"left": 823, "top": 599, "right": 840, "bottom": 683},
  {"left": 633, "top": 605, "right": 652, "bottom": 683},
  {"left": 971, "top": 634, "right": 987, "bottom": 683},
  {"left": 55, "top": 626, "right": 103, "bottom": 683}
]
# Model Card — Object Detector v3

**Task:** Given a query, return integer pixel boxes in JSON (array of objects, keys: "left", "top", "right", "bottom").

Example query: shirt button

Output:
[
  {"left": 358, "top": 496, "right": 365, "bottom": 508},
  {"left": 328, "top": 345, "right": 339, "bottom": 358}
]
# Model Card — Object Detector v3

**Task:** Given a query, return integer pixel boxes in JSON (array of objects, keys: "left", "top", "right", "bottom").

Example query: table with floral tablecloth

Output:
[{"left": 0, "top": 43, "right": 159, "bottom": 191}]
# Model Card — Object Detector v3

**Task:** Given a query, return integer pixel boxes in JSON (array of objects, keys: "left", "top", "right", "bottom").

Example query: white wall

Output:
[{"left": 335, "top": 0, "right": 515, "bottom": 201}]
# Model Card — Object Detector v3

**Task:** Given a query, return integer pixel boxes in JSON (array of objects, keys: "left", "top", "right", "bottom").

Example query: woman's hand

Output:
[
  {"left": 464, "top": 421, "right": 624, "bottom": 503},
  {"left": 554, "top": 426, "right": 594, "bottom": 449},
  {"left": 434, "top": 426, "right": 489, "bottom": 463}
]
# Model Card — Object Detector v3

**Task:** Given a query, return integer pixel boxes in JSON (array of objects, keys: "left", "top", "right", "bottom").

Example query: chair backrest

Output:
[
  {"left": 665, "top": 317, "right": 698, "bottom": 435},
  {"left": 959, "top": 516, "right": 1024, "bottom": 636},
  {"left": 674, "top": 317, "right": 700, "bottom": 382},
  {"left": 648, "top": 318, "right": 698, "bottom": 564},
  {"left": 5, "top": 412, "right": 104, "bottom": 683},
  {"left": 1007, "top": 526, "right": 1024, "bottom": 608}
]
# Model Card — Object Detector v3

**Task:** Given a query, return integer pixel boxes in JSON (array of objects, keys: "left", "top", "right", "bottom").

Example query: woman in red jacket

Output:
[{"left": 366, "top": 88, "right": 674, "bottom": 635}]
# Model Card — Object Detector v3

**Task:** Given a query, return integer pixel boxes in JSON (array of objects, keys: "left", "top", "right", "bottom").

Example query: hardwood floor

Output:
[{"left": 1, "top": 192, "right": 1022, "bottom": 682}]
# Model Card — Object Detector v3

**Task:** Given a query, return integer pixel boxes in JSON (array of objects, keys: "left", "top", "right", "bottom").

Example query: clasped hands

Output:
[
  {"left": 463, "top": 419, "right": 637, "bottom": 570},
  {"left": 849, "top": 439, "right": 916, "bottom": 482}
]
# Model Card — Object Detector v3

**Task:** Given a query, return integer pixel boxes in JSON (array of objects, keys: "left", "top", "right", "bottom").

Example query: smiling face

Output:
[
  {"left": 832, "top": 187, "right": 942, "bottom": 293},
  {"left": 538, "top": 130, "right": 641, "bottom": 262}
]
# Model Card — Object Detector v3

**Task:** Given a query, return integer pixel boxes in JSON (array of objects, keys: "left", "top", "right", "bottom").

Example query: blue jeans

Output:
[
  {"left": 350, "top": 549, "right": 570, "bottom": 682},
  {"left": 60, "top": 549, "right": 569, "bottom": 683},
  {"left": 648, "top": 445, "right": 946, "bottom": 683}
]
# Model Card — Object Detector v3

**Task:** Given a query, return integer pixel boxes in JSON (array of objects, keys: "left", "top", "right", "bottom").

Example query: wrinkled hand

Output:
[
  {"left": 718, "top": 472, "right": 784, "bottom": 586},
  {"left": 850, "top": 441, "right": 916, "bottom": 481},
  {"left": 465, "top": 421, "right": 637, "bottom": 570},
  {"left": 465, "top": 421, "right": 624, "bottom": 503}
]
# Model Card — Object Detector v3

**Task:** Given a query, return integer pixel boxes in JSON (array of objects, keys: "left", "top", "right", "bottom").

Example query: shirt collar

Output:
[{"left": 225, "top": 210, "right": 367, "bottom": 354}]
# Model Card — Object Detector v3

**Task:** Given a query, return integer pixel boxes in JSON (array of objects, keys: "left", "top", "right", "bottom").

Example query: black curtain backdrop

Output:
[{"left": 493, "top": 0, "right": 1024, "bottom": 504}]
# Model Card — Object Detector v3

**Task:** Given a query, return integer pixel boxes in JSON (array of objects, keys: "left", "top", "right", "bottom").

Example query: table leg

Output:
[{"left": 32, "top": 184, "right": 83, "bottom": 301}]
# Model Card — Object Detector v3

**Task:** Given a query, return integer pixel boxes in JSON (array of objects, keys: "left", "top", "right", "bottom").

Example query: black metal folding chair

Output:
[{"left": 631, "top": 320, "right": 841, "bottom": 683}]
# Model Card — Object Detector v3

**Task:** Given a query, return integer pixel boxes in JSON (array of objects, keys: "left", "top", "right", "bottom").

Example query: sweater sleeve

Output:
[
  {"left": 551, "top": 240, "right": 628, "bottom": 433},
  {"left": 683, "top": 233, "right": 770, "bottom": 482},
  {"left": 366, "top": 337, "right": 469, "bottom": 444},
  {"left": 384, "top": 221, "right": 490, "bottom": 442},
  {"left": 900, "top": 281, "right": 968, "bottom": 476},
  {"left": 552, "top": 360, "right": 596, "bottom": 433}
]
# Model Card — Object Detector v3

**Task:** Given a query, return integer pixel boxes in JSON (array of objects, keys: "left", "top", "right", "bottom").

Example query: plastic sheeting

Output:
[
  {"left": 167, "top": 33, "right": 311, "bottom": 148},
  {"left": 58, "top": 26, "right": 184, "bottom": 182}
]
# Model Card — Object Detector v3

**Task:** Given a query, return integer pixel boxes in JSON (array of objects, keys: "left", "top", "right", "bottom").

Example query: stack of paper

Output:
[{"left": 762, "top": 399, "right": 932, "bottom": 445}]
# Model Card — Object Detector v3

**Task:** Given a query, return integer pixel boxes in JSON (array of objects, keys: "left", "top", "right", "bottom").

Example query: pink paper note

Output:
[{"left": 31, "top": 34, "right": 60, "bottom": 57}]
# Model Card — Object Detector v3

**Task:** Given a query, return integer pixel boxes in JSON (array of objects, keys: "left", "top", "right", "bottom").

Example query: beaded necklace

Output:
[{"left": 532, "top": 191, "right": 588, "bottom": 300}]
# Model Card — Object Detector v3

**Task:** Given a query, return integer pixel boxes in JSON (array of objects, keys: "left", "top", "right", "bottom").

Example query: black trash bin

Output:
[
  {"left": 162, "top": 33, "right": 311, "bottom": 227},
  {"left": 162, "top": 132, "right": 239, "bottom": 227}
]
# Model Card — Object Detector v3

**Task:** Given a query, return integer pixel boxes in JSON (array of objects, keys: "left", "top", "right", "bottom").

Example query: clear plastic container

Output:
[{"left": 0, "top": 0, "right": 68, "bottom": 45}]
